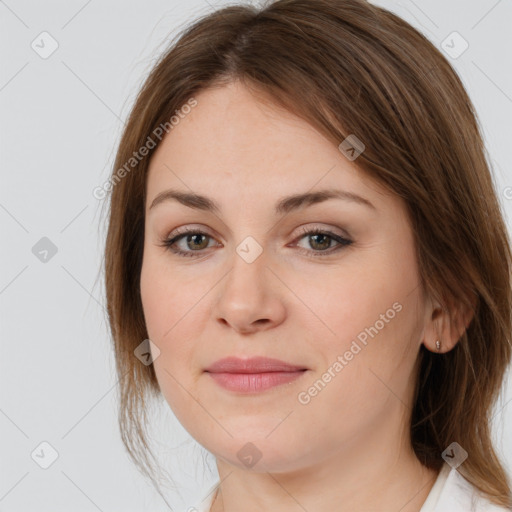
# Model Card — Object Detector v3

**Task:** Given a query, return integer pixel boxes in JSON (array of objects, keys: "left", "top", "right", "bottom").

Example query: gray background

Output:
[{"left": 1, "top": 0, "right": 511, "bottom": 510}]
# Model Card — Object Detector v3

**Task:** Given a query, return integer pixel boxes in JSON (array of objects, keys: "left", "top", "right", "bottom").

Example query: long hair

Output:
[{"left": 102, "top": 0, "right": 512, "bottom": 507}]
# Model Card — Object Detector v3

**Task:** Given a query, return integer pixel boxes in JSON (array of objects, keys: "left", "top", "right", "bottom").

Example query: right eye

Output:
[{"left": 159, "top": 229, "right": 219, "bottom": 257}]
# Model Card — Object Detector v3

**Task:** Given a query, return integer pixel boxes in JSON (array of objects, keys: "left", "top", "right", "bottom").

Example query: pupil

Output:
[
  {"left": 189, "top": 234, "right": 207, "bottom": 249},
  {"left": 311, "top": 234, "right": 330, "bottom": 250}
]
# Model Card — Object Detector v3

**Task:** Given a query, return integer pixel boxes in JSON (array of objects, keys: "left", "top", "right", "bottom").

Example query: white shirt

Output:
[{"left": 187, "top": 463, "right": 511, "bottom": 512}]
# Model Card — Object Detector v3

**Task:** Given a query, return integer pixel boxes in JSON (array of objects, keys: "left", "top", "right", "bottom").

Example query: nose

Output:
[{"left": 213, "top": 246, "right": 286, "bottom": 334}]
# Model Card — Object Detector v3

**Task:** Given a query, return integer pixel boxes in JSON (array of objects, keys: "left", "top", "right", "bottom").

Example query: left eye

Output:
[
  {"left": 159, "top": 228, "right": 353, "bottom": 258},
  {"left": 296, "top": 230, "right": 345, "bottom": 252}
]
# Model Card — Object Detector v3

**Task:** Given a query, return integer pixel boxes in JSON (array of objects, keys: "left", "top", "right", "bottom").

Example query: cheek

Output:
[
  {"left": 303, "top": 249, "right": 421, "bottom": 371},
  {"left": 140, "top": 252, "right": 194, "bottom": 340},
  {"left": 295, "top": 296, "right": 421, "bottom": 443},
  {"left": 140, "top": 259, "right": 167, "bottom": 340},
  {"left": 140, "top": 261, "right": 193, "bottom": 414},
  {"left": 140, "top": 257, "right": 188, "bottom": 383},
  {"left": 140, "top": 254, "right": 205, "bottom": 384}
]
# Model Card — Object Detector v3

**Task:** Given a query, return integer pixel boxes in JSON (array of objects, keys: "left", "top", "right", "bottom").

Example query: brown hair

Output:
[{"left": 102, "top": 0, "right": 512, "bottom": 507}]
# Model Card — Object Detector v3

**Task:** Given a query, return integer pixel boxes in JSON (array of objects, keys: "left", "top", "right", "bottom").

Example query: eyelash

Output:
[{"left": 158, "top": 226, "right": 353, "bottom": 259}]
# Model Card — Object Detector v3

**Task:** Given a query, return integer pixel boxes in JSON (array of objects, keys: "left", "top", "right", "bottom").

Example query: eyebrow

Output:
[{"left": 148, "top": 188, "right": 376, "bottom": 215}]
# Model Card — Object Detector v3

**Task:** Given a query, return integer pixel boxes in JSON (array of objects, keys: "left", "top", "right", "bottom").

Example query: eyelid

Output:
[
  {"left": 294, "top": 223, "right": 350, "bottom": 240},
  {"left": 165, "top": 223, "right": 347, "bottom": 241},
  {"left": 165, "top": 224, "right": 223, "bottom": 242}
]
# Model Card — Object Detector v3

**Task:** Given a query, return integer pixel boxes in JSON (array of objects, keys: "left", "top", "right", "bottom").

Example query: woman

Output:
[{"left": 103, "top": 0, "right": 512, "bottom": 510}]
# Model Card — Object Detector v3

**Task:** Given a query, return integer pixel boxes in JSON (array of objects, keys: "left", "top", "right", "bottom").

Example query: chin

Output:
[{"left": 202, "top": 429, "right": 314, "bottom": 474}]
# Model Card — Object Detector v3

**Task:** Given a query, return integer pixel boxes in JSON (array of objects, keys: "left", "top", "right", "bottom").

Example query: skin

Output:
[{"left": 140, "top": 80, "right": 469, "bottom": 512}]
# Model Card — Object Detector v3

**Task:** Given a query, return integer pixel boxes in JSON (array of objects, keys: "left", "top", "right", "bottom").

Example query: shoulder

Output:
[{"left": 436, "top": 466, "right": 511, "bottom": 512}]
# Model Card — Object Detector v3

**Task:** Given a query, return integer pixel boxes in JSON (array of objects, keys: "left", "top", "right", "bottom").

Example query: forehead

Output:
[{"left": 145, "top": 82, "right": 388, "bottom": 213}]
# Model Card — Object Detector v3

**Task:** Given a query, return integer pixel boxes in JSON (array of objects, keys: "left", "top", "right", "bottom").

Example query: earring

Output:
[{"left": 435, "top": 340, "right": 441, "bottom": 352}]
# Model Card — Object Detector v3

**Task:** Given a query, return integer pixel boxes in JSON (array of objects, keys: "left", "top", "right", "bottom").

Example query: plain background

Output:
[{"left": 1, "top": 0, "right": 511, "bottom": 510}]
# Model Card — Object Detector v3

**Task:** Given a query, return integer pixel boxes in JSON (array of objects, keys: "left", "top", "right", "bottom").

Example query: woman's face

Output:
[{"left": 140, "top": 81, "right": 429, "bottom": 473}]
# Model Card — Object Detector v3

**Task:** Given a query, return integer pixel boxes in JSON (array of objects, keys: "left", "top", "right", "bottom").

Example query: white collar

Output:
[
  {"left": 419, "top": 463, "right": 452, "bottom": 511},
  {"left": 419, "top": 462, "right": 509, "bottom": 511}
]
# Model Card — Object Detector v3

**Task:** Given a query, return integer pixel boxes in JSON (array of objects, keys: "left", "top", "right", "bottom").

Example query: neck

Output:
[{"left": 210, "top": 444, "right": 438, "bottom": 512}]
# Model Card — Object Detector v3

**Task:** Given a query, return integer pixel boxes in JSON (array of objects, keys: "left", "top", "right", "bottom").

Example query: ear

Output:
[{"left": 422, "top": 292, "right": 476, "bottom": 353}]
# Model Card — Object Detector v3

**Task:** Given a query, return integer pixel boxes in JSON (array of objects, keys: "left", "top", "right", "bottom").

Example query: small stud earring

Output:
[{"left": 435, "top": 340, "right": 441, "bottom": 352}]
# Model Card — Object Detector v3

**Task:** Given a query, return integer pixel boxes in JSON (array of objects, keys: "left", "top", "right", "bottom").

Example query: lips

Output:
[
  {"left": 204, "top": 356, "right": 308, "bottom": 393},
  {"left": 205, "top": 356, "right": 307, "bottom": 373}
]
